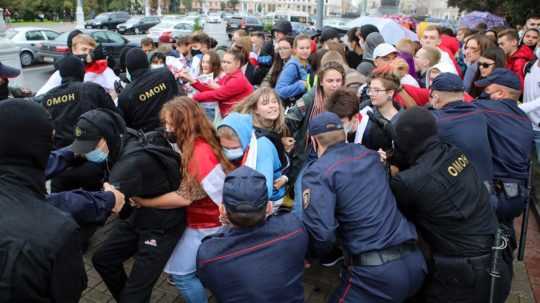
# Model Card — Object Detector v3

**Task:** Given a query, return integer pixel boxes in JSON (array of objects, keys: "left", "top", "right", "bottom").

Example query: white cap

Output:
[{"left": 373, "top": 43, "right": 398, "bottom": 59}]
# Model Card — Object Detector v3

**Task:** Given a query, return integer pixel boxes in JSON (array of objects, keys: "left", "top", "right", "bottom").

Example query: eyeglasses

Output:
[
  {"left": 367, "top": 88, "right": 390, "bottom": 95},
  {"left": 478, "top": 62, "right": 495, "bottom": 69}
]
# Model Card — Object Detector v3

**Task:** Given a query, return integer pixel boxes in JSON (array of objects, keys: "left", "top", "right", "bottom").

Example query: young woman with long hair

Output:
[
  {"left": 132, "top": 97, "right": 234, "bottom": 303},
  {"left": 262, "top": 36, "right": 295, "bottom": 88}
]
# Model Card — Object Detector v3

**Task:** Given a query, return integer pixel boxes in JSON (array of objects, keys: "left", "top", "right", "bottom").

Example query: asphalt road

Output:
[{"left": 18, "top": 21, "right": 229, "bottom": 93}]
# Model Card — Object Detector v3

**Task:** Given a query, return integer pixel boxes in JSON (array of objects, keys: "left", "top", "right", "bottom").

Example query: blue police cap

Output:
[
  {"left": 223, "top": 166, "right": 268, "bottom": 213},
  {"left": 431, "top": 73, "right": 464, "bottom": 92},
  {"left": 474, "top": 68, "right": 521, "bottom": 90},
  {"left": 309, "top": 112, "right": 344, "bottom": 136}
]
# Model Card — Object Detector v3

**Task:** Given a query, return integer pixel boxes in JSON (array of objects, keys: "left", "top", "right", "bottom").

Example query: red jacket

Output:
[
  {"left": 193, "top": 69, "right": 253, "bottom": 116},
  {"left": 506, "top": 45, "right": 535, "bottom": 90},
  {"left": 439, "top": 36, "right": 462, "bottom": 77}
]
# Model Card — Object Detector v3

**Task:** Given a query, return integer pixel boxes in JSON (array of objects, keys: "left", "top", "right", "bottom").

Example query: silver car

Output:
[
  {"left": 6, "top": 27, "right": 60, "bottom": 66},
  {"left": 147, "top": 21, "right": 194, "bottom": 43}
]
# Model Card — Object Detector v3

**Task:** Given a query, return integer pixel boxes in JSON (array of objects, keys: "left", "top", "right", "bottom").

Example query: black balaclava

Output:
[
  {"left": 393, "top": 107, "right": 439, "bottom": 164},
  {"left": 59, "top": 55, "right": 85, "bottom": 83},
  {"left": 0, "top": 99, "right": 53, "bottom": 197},
  {"left": 126, "top": 48, "right": 150, "bottom": 79},
  {"left": 0, "top": 78, "right": 8, "bottom": 100}
]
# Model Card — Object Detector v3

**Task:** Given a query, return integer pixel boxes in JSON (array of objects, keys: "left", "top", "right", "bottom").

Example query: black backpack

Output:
[{"left": 254, "top": 128, "right": 290, "bottom": 174}]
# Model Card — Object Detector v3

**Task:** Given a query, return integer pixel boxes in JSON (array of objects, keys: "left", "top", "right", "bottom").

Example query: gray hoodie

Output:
[{"left": 356, "top": 32, "right": 385, "bottom": 76}]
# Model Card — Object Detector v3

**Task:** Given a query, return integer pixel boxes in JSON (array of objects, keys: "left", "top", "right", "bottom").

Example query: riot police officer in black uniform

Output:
[
  {"left": 118, "top": 48, "right": 178, "bottom": 132},
  {"left": 42, "top": 54, "right": 117, "bottom": 193},
  {"left": 389, "top": 107, "right": 512, "bottom": 303}
]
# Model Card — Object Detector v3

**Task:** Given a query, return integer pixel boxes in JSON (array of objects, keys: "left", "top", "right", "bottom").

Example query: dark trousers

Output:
[
  {"left": 92, "top": 220, "right": 183, "bottom": 303},
  {"left": 329, "top": 249, "right": 427, "bottom": 303},
  {"left": 51, "top": 161, "right": 104, "bottom": 193},
  {"left": 420, "top": 253, "right": 512, "bottom": 303}
]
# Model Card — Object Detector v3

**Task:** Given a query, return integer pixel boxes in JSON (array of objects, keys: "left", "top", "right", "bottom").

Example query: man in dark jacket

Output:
[
  {"left": 42, "top": 55, "right": 117, "bottom": 193},
  {"left": 0, "top": 99, "right": 87, "bottom": 302},
  {"left": 390, "top": 107, "right": 512, "bottom": 303},
  {"left": 197, "top": 166, "right": 308, "bottom": 303},
  {"left": 118, "top": 48, "right": 178, "bottom": 131}
]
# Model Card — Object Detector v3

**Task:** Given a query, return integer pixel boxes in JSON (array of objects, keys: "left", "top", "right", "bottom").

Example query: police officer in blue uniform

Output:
[
  {"left": 197, "top": 166, "right": 308, "bottom": 303},
  {"left": 302, "top": 112, "right": 426, "bottom": 303},
  {"left": 429, "top": 73, "right": 494, "bottom": 184},
  {"left": 389, "top": 107, "right": 512, "bottom": 303},
  {"left": 473, "top": 68, "right": 534, "bottom": 223}
]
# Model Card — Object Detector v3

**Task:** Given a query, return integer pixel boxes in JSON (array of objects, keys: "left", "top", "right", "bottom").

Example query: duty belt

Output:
[{"left": 344, "top": 241, "right": 418, "bottom": 267}]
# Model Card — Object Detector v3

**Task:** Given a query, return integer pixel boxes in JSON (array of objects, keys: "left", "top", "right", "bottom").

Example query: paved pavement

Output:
[{"left": 78, "top": 214, "right": 536, "bottom": 303}]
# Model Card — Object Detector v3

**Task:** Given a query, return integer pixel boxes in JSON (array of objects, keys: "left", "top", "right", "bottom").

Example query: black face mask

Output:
[
  {"left": 0, "top": 79, "right": 9, "bottom": 101},
  {"left": 191, "top": 48, "right": 202, "bottom": 57},
  {"left": 74, "top": 54, "right": 89, "bottom": 65},
  {"left": 165, "top": 131, "right": 177, "bottom": 144},
  {"left": 347, "top": 131, "right": 356, "bottom": 143}
]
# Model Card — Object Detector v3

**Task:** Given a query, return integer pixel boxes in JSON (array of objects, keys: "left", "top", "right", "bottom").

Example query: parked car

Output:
[
  {"left": 38, "top": 29, "right": 137, "bottom": 66},
  {"left": 147, "top": 21, "right": 194, "bottom": 43},
  {"left": 226, "top": 16, "right": 264, "bottom": 39},
  {"left": 207, "top": 12, "right": 221, "bottom": 23},
  {"left": 85, "top": 11, "right": 130, "bottom": 30},
  {"left": 6, "top": 27, "right": 60, "bottom": 66},
  {"left": 117, "top": 15, "right": 161, "bottom": 34}
]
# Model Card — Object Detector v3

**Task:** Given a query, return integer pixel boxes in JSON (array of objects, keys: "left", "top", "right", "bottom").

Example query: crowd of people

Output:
[{"left": 1, "top": 13, "right": 540, "bottom": 303}]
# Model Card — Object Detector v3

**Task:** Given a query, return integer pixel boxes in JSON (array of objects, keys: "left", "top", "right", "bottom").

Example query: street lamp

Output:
[{"left": 76, "top": 0, "right": 85, "bottom": 29}]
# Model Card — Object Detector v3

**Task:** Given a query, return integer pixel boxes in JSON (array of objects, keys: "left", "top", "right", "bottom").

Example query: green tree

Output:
[
  {"left": 182, "top": 0, "right": 192, "bottom": 11},
  {"left": 227, "top": 0, "right": 238, "bottom": 10},
  {"left": 448, "top": 0, "right": 540, "bottom": 26}
]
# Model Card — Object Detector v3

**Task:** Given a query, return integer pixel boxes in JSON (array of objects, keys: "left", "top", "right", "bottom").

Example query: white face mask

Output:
[
  {"left": 126, "top": 70, "right": 132, "bottom": 82},
  {"left": 151, "top": 64, "right": 164, "bottom": 69}
]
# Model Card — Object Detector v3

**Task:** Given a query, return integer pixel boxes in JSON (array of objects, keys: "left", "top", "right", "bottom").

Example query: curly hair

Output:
[{"left": 160, "top": 97, "right": 234, "bottom": 185}]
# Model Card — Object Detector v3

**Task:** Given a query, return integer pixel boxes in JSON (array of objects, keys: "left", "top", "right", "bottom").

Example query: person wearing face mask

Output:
[
  {"left": 189, "top": 32, "right": 212, "bottom": 77},
  {"left": 302, "top": 112, "right": 426, "bottom": 303},
  {"left": 118, "top": 48, "right": 179, "bottom": 132},
  {"left": 233, "top": 87, "right": 294, "bottom": 202},
  {"left": 389, "top": 107, "right": 511, "bottom": 303},
  {"left": 129, "top": 97, "right": 233, "bottom": 303},
  {"left": 325, "top": 88, "right": 361, "bottom": 144},
  {"left": 189, "top": 50, "right": 253, "bottom": 117},
  {"left": 473, "top": 69, "right": 534, "bottom": 226},
  {"left": 275, "top": 34, "right": 313, "bottom": 105},
  {"left": 285, "top": 62, "right": 345, "bottom": 220},
  {"left": 217, "top": 112, "right": 286, "bottom": 212},
  {"left": 36, "top": 34, "right": 120, "bottom": 97},
  {"left": 149, "top": 52, "right": 166, "bottom": 69},
  {"left": 0, "top": 99, "right": 87, "bottom": 303},
  {"left": 42, "top": 55, "right": 117, "bottom": 194}
]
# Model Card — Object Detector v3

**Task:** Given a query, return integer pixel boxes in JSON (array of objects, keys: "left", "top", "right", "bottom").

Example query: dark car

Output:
[
  {"left": 226, "top": 16, "right": 264, "bottom": 39},
  {"left": 117, "top": 16, "right": 161, "bottom": 34},
  {"left": 38, "top": 29, "right": 137, "bottom": 67},
  {"left": 85, "top": 11, "right": 130, "bottom": 30}
]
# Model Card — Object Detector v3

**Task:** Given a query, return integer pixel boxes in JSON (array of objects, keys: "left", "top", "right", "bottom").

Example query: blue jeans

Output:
[{"left": 171, "top": 273, "right": 208, "bottom": 303}]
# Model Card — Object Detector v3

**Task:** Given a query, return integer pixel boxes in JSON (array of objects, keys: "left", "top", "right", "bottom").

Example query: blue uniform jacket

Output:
[
  {"left": 302, "top": 142, "right": 417, "bottom": 257},
  {"left": 197, "top": 213, "right": 308, "bottom": 303},
  {"left": 431, "top": 101, "right": 494, "bottom": 182},
  {"left": 474, "top": 99, "right": 533, "bottom": 181},
  {"left": 275, "top": 57, "right": 309, "bottom": 101},
  {"left": 45, "top": 148, "right": 115, "bottom": 225}
]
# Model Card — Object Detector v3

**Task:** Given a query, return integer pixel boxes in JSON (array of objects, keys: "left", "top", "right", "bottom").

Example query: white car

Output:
[
  {"left": 147, "top": 21, "right": 194, "bottom": 43},
  {"left": 6, "top": 27, "right": 60, "bottom": 66},
  {"left": 207, "top": 13, "right": 221, "bottom": 23}
]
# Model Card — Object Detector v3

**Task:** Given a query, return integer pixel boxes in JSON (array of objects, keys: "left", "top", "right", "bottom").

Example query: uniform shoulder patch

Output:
[{"left": 303, "top": 188, "right": 311, "bottom": 209}]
